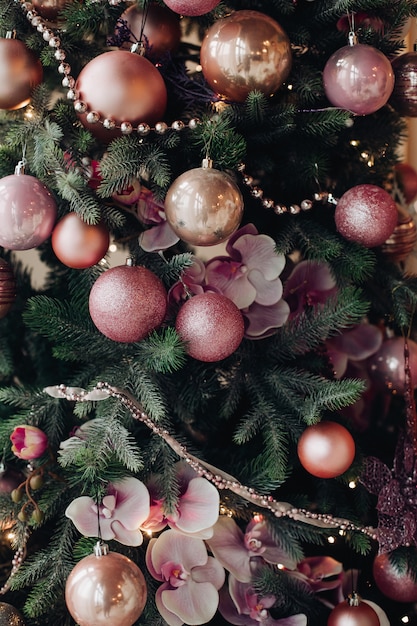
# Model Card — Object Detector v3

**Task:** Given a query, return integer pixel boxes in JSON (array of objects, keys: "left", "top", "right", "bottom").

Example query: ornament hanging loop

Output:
[{"left": 347, "top": 12, "right": 358, "bottom": 45}]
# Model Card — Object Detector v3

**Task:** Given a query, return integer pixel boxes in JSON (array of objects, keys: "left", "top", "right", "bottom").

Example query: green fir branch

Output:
[{"left": 133, "top": 328, "right": 186, "bottom": 374}]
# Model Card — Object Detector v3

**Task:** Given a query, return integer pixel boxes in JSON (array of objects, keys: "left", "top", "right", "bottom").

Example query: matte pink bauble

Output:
[
  {"left": 0, "top": 38, "right": 43, "bottom": 110},
  {"left": 164, "top": 166, "right": 244, "bottom": 246},
  {"left": 65, "top": 551, "right": 147, "bottom": 626},
  {"left": 0, "top": 174, "right": 57, "bottom": 250},
  {"left": 75, "top": 50, "right": 167, "bottom": 141},
  {"left": 175, "top": 292, "right": 244, "bottom": 361},
  {"left": 297, "top": 421, "right": 355, "bottom": 479},
  {"left": 200, "top": 10, "right": 292, "bottom": 102},
  {"left": 335, "top": 184, "right": 398, "bottom": 248},
  {"left": 120, "top": 3, "right": 181, "bottom": 57},
  {"left": 323, "top": 43, "right": 394, "bottom": 115},
  {"left": 390, "top": 51, "right": 417, "bottom": 117},
  {"left": 373, "top": 553, "right": 417, "bottom": 603},
  {"left": 89, "top": 263, "right": 167, "bottom": 342},
  {"left": 327, "top": 597, "right": 380, "bottom": 626},
  {"left": 367, "top": 336, "right": 417, "bottom": 393},
  {"left": 52, "top": 213, "right": 110, "bottom": 269},
  {"left": 163, "top": 0, "right": 220, "bottom": 15}
]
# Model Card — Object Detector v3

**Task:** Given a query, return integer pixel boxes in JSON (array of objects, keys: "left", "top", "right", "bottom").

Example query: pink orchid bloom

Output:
[
  {"left": 205, "top": 224, "right": 289, "bottom": 339},
  {"left": 146, "top": 529, "right": 225, "bottom": 626},
  {"left": 291, "top": 556, "right": 344, "bottom": 609},
  {"left": 283, "top": 261, "right": 337, "bottom": 318},
  {"left": 65, "top": 476, "right": 150, "bottom": 546},
  {"left": 326, "top": 323, "right": 383, "bottom": 379},
  {"left": 142, "top": 462, "right": 220, "bottom": 539},
  {"left": 219, "top": 576, "right": 307, "bottom": 626},
  {"left": 136, "top": 187, "right": 180, "bottom": 252},
  {"left": 10, "top": 425, "right": 48, "bottom": 460},
  {"left": 206, "top": 516, "right": 296, "bottom": 583}
]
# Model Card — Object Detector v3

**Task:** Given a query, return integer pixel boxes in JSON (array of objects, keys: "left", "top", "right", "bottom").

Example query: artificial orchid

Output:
[
  {"left": 142, "top": 461, "right": 220, "bottom": 539},
  {"left": 137, "top": 186, "right": 180, "bottom": 252},
  {"left": 292, "top": 556, "right": 344, "bottom": 609},
  {"left": 10, "top": 425, "right": 48, "bottom": 460},
  {"left": 146, "top": 528, "right": 225, "bottom": 626},
  {"left": 65, "top": 476, "right": 150, "bottom": 546},
  {"left": 283, "top": 260, "right": 337, "bottom": 318},
  {"left": 168, "top": 257, "right": 207, "bottom": 307}
]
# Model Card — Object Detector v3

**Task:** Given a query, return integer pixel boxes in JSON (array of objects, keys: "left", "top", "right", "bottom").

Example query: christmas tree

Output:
[{"left": 1, "top": 0, "right": 417, "bottom": 624}]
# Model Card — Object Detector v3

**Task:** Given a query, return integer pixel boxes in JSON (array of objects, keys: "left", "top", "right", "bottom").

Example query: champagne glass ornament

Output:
[{"left": 0, "top": 32, "right": 43, "bottom": 110}]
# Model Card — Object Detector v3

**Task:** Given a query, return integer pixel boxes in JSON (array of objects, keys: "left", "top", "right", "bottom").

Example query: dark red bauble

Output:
[
  {"left": 373, "top": 553, "right": 417, "bottom": 603},
  {"left": 120, "top": 3, "right": 181, "bottom": 58},
  {"left": 163, "top": 0, "right": 220, "bottom": 16},
  {"left": 335, "top": 184, "right": 398, "bottom": 248},
  {"left": 390, "top": 51, "right": 417, "bottom": 117},
  {"left": 395, "top": 162, "right": 417, "bottom": 203},
  {"left": 297, "top": 421, "right": 355, "bottom": 479},
  {"left": 0, "top": 38, "right": 43, "bottom": 110},
  {"left": 75, "top": 50, "right": 167, "bottom": 141},
  {"left": 327, "top": 598, "right": 380, "bottom": 626},
  {"left": 175, "top": 292, "right": 244, "bottom": 362},
  {"left": 367, "top": 336, "right": 417, "bottom": 393},
  {"left": 0, "top": 258, "right": 16, "bottom": 318},
  {"left": 52, "top": 213, "right": 110, "bottom": 269},
  {"left": 31, "top": 0, "right": 68, "bottom": 21},
  {"left": 89, "top": 264, "right": 167, "bottom": 343}
]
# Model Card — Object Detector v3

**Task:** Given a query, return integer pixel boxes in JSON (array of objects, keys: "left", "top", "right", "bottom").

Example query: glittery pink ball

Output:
[
  {"left": 323, "top": 43, "right": 394, "bottom": 115},
  {"left": 89, "top": 264, "right": 167, "bottom": 343},
  {"left": 335, "top": 184, "right": 398, "bottom": 248},
  {"left": 163, "top": 0, "right": 220, "bottom": 16},
  {"left": 373, "top": 553, "right": 417, "bottom": 603},
  {"left": 175, "top": 292, "right": 244, "bottom": 362}
]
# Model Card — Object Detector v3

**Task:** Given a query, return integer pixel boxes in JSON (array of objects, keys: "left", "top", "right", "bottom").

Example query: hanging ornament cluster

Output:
[
  {"left": 89, "top": 260, "right": 167, "bottom": 343},
  {"left": 297, "top": 421, "right": 356, "bottom": 479},
  {"left": 51, "top": 213, "right": 110, "bottom": 269},
  {"left": 0, "top": 33, "right": 43, "bottom": 110},
  {"left": 327, "top": 593, "right": 380, "bottom": 626},
  {"left": 373, "top": 552, "right": 417, "bottom": 603},
  {"left": 119, "top": 3, "right": 181, "bottom": 58},
  {"left": 163, "top": 0, "right": 220, "bottom": 16},
  {"left": 390, "top": 50, "right": 417, "bottom": 117},
  {"left": 200, "top": 10, "right": 292, "bottom": 102},
  {"left": 0, "top": 259, "right": 16, "bottom": 318}
]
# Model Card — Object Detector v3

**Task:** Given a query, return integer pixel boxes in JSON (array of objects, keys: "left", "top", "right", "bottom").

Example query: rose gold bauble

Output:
[
  {"left": 164, "top": 166, "right": 244, "bottom": 246},
  {"left": 373, "top": 553, "right": 417, "bottom": 603},
  {"left": 120, "top": 3, "right": 181, "bottom": 57},
  {"left": 0, "top": 258, "right": 16, "bottom": 318},
  {"left": 0, "top": 38, "right": 43, "bottom": 110},
  {"left": 65, "top": 551, "right": 147, "bottom": 626},
  {"left": 390, "top": 51, "right": 417, "bottom": 117},
  {"left": 52, "top": 213, "right": 110, "bottom": 269},
  {"left": 200, "top": 10, "right": 292, "bottom": 102},
  {"left": 381, "top": 205, "right": 417, "bottom": 263},
  {"left": 367, "top": 336, "right": 417, "bottom": 393},
  {"left": 0, "top": 602, "right": 26, "bottom": 625},
  {"left": 297, "top": 421, "right": 355, "bottom": 479},
  {"left": 89, "top": 263, "right": 167, "bottom": 342},
  {"left": 175, "top": 292, "right": 244, "bottom": 361},
  {"left": 327, "top": 596, "right": 380, "bottom": 626},
  {"left": 163, "top": 0, "right": 220, "bottom": 16},
  {"left": 30, "top": 0, "right": 68, "bottom": 21},
  {"left": 75, "top": 50, "right": 167, "bottom": 141}
]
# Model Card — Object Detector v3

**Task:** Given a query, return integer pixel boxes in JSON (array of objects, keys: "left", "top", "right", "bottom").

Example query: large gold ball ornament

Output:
[
  {"left": 164, "top": 166, "right": 244, "bottom": 246},
  {"left": 0, "top": 38, "right": 43, "bottom": 110},
  {"left": 200, "top": 10, "right": 292, "bottom": 102},
  {"left": 75, "top": 50, "right": 167, "bottom": 141}
]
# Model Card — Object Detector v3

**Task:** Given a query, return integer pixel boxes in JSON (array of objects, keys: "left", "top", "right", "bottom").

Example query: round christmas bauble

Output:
[
  {"left": 335, "top": 184, "right": 398, "bottom": 248},
  {"left": 0, "top": 466, "right": 24, "bottom": 494},
  {"left": 297, "top": 421, "right": 355, "bottom": 479},
  {"left": 323, "top": 43, "right": 394, "bottom": 115},
  {"left": 51, "top": 213, "right": 110, "bottom": 269},
  {"left": 390, "top": 51, "right": 417, "bottom": 117},
  {"left": 75, "top": 50, "right": 167, "bottom": 141},
  {"left": 65, "top": 551, "right": 147, "bottom": 626},
  {"left": 175, "top": 292, "right": 245, "bottom": 361},
  {"left": 0, "top": 38, "right": 43, "bottom": 110},
  {"left": 0, "top": 258, "right": 16, "bottom": 318},
  {"left": 200, "top": 10, "right": 292, "bottom": 102},
  {"left": 0, "top": 603, "right": 26, "bottom": 625},
  {"left": 120, "top": 3, "right": 181, "bottom": 57},
  {"left": 373, "top": 552, "right": 417, "bottom": 603},
  {"left": 395, "top": 162, "right": 417, "bottom": 203},
  {"left": 381, "top": 205, "right": 417, "bottom": 263},
  {"left": 327, "top": 597, "right": 380, "bottom": 626},
  {"left": 164, "top": 166, "right": 244, "bottom": 246},
  {"left": 163, "top": 0, "right": 220, "bottom": 15},
  {"left": 30, "top": 0, "right": 67, "bottom": 21},
  {"left": 89, "top": 263, "right": 167, "bottom": 342},
  {"left": 0, "top": 174, "right": 57, "bottom": 250},
  {"left": 367, "top": 336, "right": 417, "bottom": 393}
]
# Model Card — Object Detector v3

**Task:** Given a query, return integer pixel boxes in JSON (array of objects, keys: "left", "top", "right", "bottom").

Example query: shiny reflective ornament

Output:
[
  {"left": 163, "top": 0, "right": 220, "bottom": 15},
  {"left": 0, "top": 603, "right": 26, "bottom": 626},
  {"left": 335, "top": 184, "right": 398, "bottom": 248},
  {"left": 31, "top": 0, "right": 68, "bottom": 21},
  {"left": 381, "top": 205, "right": 417, "bottom": 263},
  {"left": 120, "top": 3, "right": 181, "bottom": 57},
  {"left": 297, "top": 421, "right": 355, "bottom": 479},
  {"left": 367, "top": 336, "right": 417, "bottom": 393},
  {"left": 52, "top": 213, "right": 110, "bottom": 269},
  {"left": 323, "top": 43, "right": 394, "bottom": 115},
  {"left": 200, "top": 10, "right": 292, "bottom": 102},
  {"left": 75, "top": 50, "right": 167, "bottom": 141},
  {"left": 164, "top": 165, "right": 244, "bottom": 246},
  {"left": 0, "top": 258, "right": 16, "bottom": 318},
  {"left": 390, "top": 51, "right": 417, "bottom": 117},
  {"left": 0, "top": 173, "right": 57, "bottom": 250},
  {"left": 327, "top": 594, "right": 380, "bottom": 626},
  {"left": 0, "top": 37, "right": 43, "bottom": 110},
  {"left": 65, "top": 549, "right": 147, "bottom": 626},
  {"left": 373, "top": 552, "right": 417, "bottom": 603}
]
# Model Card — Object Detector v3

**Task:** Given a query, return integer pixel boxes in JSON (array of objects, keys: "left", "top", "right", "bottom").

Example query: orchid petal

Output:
[
  {"left": 139, "top": 221, "right": 180, "bottom": 252},
  {"left": 233, "top": 234, "right": 285, "bottom": 281},
  {"left": 206, "top": 258, "right": 256, "bottom": 309},
  {"left": 162, "top": 580, "right": 220, "bottom": 625},
  {"left": 147, "top": 529, "right": 209, "bottom": 576},
  {"left": 206, "top": 517, "right": 252, "bottom": 582},
  {"left": 168, "top": 476, "right": 219, "bottom": 534},
  {"left": 247, "top": 269, "right": 283, "bottom": 306},
  {"left": 191, "top": 556, "right": 225, "bottom": 589},
  {"left": 225, "top": 223, "right": 259, "bottom": 257},
  {"left": 155, "top": 585, "right": 185, "bottom": 626},
  {"left": 244, "top": 300, "right": 290, "bottom": 339},
  {"left": 65, "top": 496, "right": 105, "bottom": 538},
  {"left": 109, "top": 477, "right": 150, "bottom": 530},
  {"left": 328, "top": 324, "right": 383, "bottom": 361},
  {"left": 110, "top": 519, "right": 144, "bottom": 546}
]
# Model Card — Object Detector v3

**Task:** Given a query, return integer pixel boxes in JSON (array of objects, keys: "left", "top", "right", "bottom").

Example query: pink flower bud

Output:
[{"left": 10, "top": 425, "right": 48, "bottom": 460}]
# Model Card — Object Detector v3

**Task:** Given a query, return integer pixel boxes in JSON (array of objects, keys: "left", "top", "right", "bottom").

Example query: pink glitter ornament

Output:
[{"left": 163, "top": 0, "right": 220, "bottom": 16}]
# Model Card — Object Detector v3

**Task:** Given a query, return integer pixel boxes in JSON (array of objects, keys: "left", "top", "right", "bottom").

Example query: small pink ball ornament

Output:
[
  {"left": 0, "top": 164, "right": 57, "bottom": 250},
  {"left": 51, "top": 212, "right": 110, "bottom": 269},
  {"left": 335, "top": 184, "right": 398, "bottom": 248},
  {"left": 297, "top": 421, "right": 355, "bottom": 479},
  {"left": 323, "top": 40, "right": 394, "bottom": 115},
  {"left": 163, "top": 0, "right": 220, "bottom": 16}
]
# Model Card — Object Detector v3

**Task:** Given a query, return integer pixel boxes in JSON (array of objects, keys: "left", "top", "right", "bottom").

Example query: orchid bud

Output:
[{"left": 10, "top": 425, "right": 48, "bottom": 460}]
